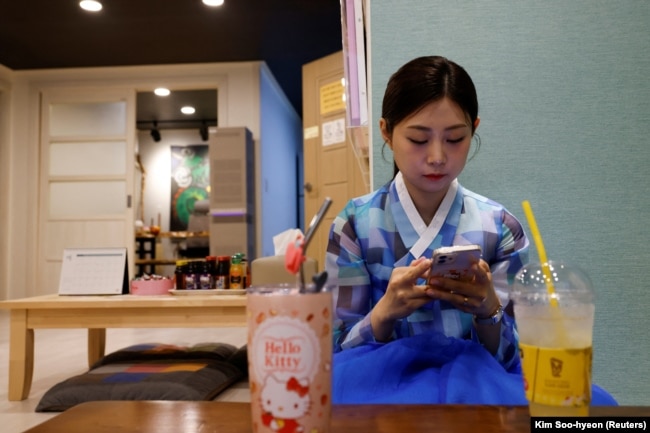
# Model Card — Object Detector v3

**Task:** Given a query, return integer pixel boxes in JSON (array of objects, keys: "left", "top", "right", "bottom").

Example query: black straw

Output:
[{"left": 299, "top": 197, "right": 332, "bottom": 292}]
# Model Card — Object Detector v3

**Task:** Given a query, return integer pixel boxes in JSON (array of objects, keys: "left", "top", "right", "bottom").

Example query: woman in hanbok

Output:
[{"left": 326, "top": 56, "right": 529, "bottom": 372}]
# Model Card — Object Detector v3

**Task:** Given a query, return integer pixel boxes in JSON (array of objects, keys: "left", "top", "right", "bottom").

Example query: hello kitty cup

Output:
[{"left": 246, "top": 284, "right": 333, "bottom": 433}]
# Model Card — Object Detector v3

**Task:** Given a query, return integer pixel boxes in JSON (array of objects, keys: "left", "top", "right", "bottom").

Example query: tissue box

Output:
[{"left": 130, "top": 278, "right": 174, "bottom": 295}]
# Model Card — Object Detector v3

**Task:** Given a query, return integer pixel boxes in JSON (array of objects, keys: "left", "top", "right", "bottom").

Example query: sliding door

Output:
[{"left": 38, "top": 88, "right": 136, "bottom": 294}]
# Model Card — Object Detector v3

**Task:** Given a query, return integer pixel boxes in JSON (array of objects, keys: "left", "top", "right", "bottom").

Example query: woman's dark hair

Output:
[{"left": 381, "top": 56, "right": 480, "bottom": 176}]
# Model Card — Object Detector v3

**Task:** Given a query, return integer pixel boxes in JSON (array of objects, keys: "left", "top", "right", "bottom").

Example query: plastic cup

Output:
[
  {"left": 511, "top": 261, "right": 595, "bottom": 417},
  {"left": 246, "top": 284, "right": 332, "bottom": 433}
]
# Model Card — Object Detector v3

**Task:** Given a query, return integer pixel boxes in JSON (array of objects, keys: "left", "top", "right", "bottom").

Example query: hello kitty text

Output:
[{"left": 264, "top": 338, "right": 303, "bottom": 369}]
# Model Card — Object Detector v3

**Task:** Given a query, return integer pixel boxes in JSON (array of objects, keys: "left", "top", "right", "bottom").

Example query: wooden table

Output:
[
  {"left": 23, "top": 401, "right": 650, "bottom": 433},
  {"left": 0, "top": 293, "right": 247, "bottom": 401}
]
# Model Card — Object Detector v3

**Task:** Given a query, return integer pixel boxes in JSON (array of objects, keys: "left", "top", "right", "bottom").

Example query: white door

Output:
[{"left": 38, "top": 88, "right": 136, "bottom": 294}]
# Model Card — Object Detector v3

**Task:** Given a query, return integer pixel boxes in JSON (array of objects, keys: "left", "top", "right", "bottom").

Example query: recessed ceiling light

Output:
[
  {"left": 181, "top": 106, "right": 196, "bottom": 115},
  {"left": 79, "top": 1, "right": 103, "bottom": 12},
  {"left": 154, "top": 88, "right": 171, "bottom": 96},
  {"left": 202, "top": 0, "right": 225, "bottom": 6}
]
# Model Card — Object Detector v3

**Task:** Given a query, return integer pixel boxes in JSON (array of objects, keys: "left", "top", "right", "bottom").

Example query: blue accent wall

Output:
[
  {"left": 370, "top": 0, "right": 650, "bottom": 404},
  {"left": 260, "top": 66, "right": 303, "bottom": 258}
]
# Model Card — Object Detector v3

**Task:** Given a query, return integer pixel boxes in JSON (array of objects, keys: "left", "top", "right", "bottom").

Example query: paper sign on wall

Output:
[
  {"left": 319, "top": 81, "right": 346, "bottom": 115},
  {"left": 322, "top": 118, "right": 346, "bottom": 146},
  {"left": 58, "top": 248, "right": 129, "bottom": 295}
]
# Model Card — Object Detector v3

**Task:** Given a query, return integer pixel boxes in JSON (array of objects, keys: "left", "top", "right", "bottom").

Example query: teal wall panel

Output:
[{"left": 370, "top": 0, "right": 650, "bottom": 405}]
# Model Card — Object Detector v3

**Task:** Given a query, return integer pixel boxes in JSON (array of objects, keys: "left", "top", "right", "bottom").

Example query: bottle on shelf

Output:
[
  {"left": 215, "top": 256, "right": 231, "bottom": 290},
  {"left": 184, "top": 260, "right": 200, "bottom": 290},
  {"left": 174, "top": 259, "right": 188, "bottom": 290},
  {"left": 236, "top": 252, "right": 251, "bottom": 288},
  {"left": 205, "top": 256, "right": 218, "bottom": 289},
  {"left": 198, "top": 259, "right": 213, "bottom": 290},
  {"left": 230, "top": 255, "right": 244, "bottom": 290}
]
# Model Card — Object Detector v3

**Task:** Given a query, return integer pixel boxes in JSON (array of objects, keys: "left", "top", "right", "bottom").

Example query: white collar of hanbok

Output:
[{"left": 395, "top": 171, "right": 459, "bottom": 259}]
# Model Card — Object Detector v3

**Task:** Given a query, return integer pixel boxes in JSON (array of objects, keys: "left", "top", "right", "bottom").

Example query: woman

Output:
[{"left": 326, "top": 56, "right": 529, "bottom": 371}]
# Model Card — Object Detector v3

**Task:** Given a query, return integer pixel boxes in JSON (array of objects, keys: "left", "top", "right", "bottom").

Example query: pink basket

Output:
[{"left": 130, "top": 279, "right": 174, "bottom": 295}]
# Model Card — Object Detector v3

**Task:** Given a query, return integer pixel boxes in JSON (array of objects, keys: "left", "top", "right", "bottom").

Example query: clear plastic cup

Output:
[
  {"left": 511, "top": 261, "right": 595, "bottom": 417},
  {"left": 246, "top": 284, "right": 332, "bottom": 432}
]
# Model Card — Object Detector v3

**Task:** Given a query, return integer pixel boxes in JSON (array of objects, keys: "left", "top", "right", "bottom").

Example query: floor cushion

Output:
[{"left": 36, "top": 342, "right": 247, "bottom": 412}]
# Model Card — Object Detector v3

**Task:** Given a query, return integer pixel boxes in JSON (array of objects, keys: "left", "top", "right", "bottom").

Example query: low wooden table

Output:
[
  {"left": 23, "top": 401, "right": 650, "bottom": 433},
  {"left": 0, "top": 293, "right": 247, "bottom": 401}
]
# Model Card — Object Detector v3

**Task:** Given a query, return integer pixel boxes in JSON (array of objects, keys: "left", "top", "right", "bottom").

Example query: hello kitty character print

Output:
[
  {"left": 261, "top": 375, "right": 310, "bottom": 433},
  {"left": 251, "top": 313, "right": 323, "bottom": 432}
]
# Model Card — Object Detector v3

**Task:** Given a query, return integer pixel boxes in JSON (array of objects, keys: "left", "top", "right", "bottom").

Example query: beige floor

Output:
[{"left": 0, "top": 309, "right": 250, "bottom": 433}]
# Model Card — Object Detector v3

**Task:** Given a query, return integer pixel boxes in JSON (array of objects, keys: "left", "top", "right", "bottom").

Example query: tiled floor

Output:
[{"left": 0, "top": 310, "right": 250, "bottom": 432}]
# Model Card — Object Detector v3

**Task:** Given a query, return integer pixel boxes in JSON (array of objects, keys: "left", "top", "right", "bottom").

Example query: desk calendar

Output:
[{"left": 58, "top": 248, "right": 129, "bottom": 295}]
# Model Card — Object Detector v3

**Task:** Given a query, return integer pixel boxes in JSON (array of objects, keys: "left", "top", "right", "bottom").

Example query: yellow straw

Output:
[{"left": 521, "top": 200, "right": 558, "bottom": 307}]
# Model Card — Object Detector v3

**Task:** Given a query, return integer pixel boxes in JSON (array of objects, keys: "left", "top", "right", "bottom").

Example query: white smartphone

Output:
[{"left": 430, "top": 244, "right": 482, "bottom": 281}]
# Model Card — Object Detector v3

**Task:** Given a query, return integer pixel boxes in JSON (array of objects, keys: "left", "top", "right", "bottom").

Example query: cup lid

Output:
[{"left": 510, "top": 261, "right": 595, "bottom": 305}]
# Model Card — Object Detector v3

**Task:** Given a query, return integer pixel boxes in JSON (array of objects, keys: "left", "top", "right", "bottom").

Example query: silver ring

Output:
[{"left": 463, "top": 297, "right": 469, "bottom": 306}]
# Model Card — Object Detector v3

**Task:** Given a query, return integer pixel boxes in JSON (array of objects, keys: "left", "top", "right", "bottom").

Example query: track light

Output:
[
  {"left": 150, "top": 121, "right": 161, "bottom": 142},
  {"left": 199, "top": 121, "right": 209, "bottom": 141}
]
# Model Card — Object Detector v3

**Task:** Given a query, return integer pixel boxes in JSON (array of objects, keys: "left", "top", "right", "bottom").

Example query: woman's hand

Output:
[
  {"left": 426, "top": 258, "right": 503, "bottom": 354},
  {"left": 370, "top": 257, "right": 433, "bottom": 341},
  {"left": 426, "top": 258, "right": 500, "bottom": 318}
]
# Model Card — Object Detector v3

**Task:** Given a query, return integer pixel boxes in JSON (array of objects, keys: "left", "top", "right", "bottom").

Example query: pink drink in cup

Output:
[{"left": 247, "top": 284, "right": 332, "bottom": 433}]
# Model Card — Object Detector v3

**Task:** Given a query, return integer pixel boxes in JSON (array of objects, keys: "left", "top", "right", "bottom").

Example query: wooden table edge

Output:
[
  {"left": 0, "top": 293, "right": 248, "bottom": 310},
  {"left": 22, "top": 401, "right": 650, "bottom": 433}
]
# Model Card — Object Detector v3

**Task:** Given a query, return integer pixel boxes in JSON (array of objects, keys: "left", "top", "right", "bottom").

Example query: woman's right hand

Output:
[{"left": 370, "top": 258, "right": 433, "bottom": 342}]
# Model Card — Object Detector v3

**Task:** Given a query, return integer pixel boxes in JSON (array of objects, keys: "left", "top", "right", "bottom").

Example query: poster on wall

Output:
[{"left": 170, "top": 145, "right": 210, "bottom": 231}]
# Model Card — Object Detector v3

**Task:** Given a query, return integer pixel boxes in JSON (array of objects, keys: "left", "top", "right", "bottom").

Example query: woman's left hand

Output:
[{"left": 425, "top": 259, "right": 500, "bottom": 317}]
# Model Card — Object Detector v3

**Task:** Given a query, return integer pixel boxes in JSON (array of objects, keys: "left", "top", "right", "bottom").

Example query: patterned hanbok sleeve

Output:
[
  {"left": 472, "top": 209, "right": 529, "bottom": 371},
  {"left": 325, "top": 201, "right": 379, "bottom": 352}
]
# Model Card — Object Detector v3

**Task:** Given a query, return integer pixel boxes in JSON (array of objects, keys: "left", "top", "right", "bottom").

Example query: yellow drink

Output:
[
  {"left": 517, "top": 203, "right": 596, "bottom": 417},
  {"left": 515, "top": 303, "right": 595, "bottom": 417}
]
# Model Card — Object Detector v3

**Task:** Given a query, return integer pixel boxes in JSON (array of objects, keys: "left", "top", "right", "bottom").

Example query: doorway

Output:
[{"left": 134, "top": 88, "right": 218, "bottom": 275}]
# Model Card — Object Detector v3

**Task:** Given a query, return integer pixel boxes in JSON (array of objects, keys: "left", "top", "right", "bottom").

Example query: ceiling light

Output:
[
  {"left": 154, "top": 88, "right": 170, "bottom": 96},
  {"left": 79, "top": 1, "right": 103, "bottom": 12},
  {"left": 202, "top": 0, "right": 225, "bottom": 7},
  {"left": 181, "top": 106, "right": 196, "bottom": 115}
]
